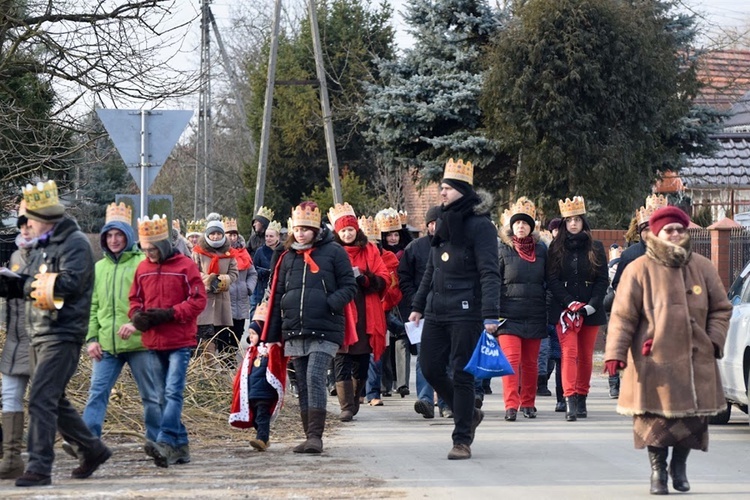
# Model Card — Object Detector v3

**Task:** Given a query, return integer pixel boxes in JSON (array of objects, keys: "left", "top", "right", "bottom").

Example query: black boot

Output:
[
  {"left": 648, "top": 446, "right": 669, "bottom": 495},
  {"left": 670, "top": 446, "right": 691, "bottom": 492},
  {"left": 536, "top": 375, "right": 552, "bottom": 396},
  {"left": 608, "top": 375, "right": 620, "bottom": 399},
  {"left": 565, "top": 395, "right": 577, "bottom": 422},
  {"left": 576, "top": 394, "right": 587, "bottom": 418}
]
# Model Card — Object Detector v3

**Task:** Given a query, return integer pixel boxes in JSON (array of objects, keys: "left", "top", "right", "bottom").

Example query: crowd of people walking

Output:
[{"left": 0, "top": 163, "right": 732, "bottom": 493}]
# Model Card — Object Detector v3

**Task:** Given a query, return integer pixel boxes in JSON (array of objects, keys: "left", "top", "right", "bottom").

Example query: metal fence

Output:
[
  {"left": 688, "top": 227, "right": 711, "bottom": 260},
  {"left": 729, "top": 227, "right": 750, "bottom": 284}
]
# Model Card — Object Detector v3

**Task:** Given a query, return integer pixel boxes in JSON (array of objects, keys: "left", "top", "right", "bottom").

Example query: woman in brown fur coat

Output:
[{"left": 605, "top": 206, "right": 731, "bottom": 495}]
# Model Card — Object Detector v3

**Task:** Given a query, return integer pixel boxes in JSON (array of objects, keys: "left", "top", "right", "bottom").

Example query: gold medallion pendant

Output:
[
  {"left": 253, "top": 358, "right": 262, "bottom": 368},
  {"left": 441, "top": 252, "right": 450, "bottom": 262},
  {"left": 692, "top": 285, "right": 702, "bottom": 295}
]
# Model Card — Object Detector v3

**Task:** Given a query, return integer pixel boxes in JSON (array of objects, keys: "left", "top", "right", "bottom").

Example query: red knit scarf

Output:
[
  {"left": 192, "top": 244, "right": 235, "bottom": 274},
  {"left": 232, "top": 247, "right": 253, "bottom": 271},
  {"left": 512, "top": 235, "right": 536, "bottom": 263}
]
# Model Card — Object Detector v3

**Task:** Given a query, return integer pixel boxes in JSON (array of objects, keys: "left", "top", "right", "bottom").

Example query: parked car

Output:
[{"left": 713, "top": 261, "right": 750, "bottom": 424}]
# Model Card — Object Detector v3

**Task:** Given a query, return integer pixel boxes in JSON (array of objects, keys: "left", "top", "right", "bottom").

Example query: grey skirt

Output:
[{"left": 284, "top": 337, "right": 339, "bottom": 358}]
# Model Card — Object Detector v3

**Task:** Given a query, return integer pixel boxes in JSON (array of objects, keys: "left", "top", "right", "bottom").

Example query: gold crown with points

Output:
[
  {"left": 500, "top": 208, "right": 512, "bottom": 227},
  {"left": 398, "top": 210, "right": 408, "bottom": 227},
  {"left": 287, "top": 217, "right": 294, "bottom": 233},
  {"left": 636, "top": 194, "right": 669, "bottom": 225},
  {"left": 559, "top": 196, "right": 586, "bottom": 218},
  {"left": 359, "top": 216, "right": 379, "bottom": 241},
  {"left": 443, "top": 158, "right": 474, "bottom": 185},
  {"left": 223, "top": 217, "right": 238, "bottom": 232},
  {"left": 105, "top": 202, "right": 132, "bottom": 225},
  {"left": 291, "top": 204, "right": 321, "bottom": 228},
  {"left": 138, "top": 214, "right": 169, "bottom": 243},
  {"left": 267, "top": 220, "right": 282, "bottom": 234},
  {"left": 22, "top": 180, "right": 60, "bottom": 211},
  {"left": 375, "top": 208, "right": 401, "bottom": 233},
  {"left": 511, "top": 197, "right": 537, "bottom": 220},
  {"left": 328, "top": 202, "right": 356, "bottom": 225},
  {"left": 252, "top": 301, "right": 269, "bottom": 323},
  {"left": 186, "top": 219, "right": 206, "bottom": 235},
  {"left": 30, "top": 272, "right": 63, "bottom": 311},
  {"left": 256, "top": 206, "right": 275, "bottom": 221}
]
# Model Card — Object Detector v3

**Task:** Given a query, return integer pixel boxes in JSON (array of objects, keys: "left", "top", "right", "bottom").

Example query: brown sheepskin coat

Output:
[
  {"left": 193, "top": 237, "right": 239, "bottom": 327},
  {"left": 605, "top": 231, "right": 731, "bottom": 418}
]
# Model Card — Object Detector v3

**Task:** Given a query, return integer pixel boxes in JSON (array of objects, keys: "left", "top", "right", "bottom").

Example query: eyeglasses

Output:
[
  {"left": 141, "top": 247, "right": 160, "bottom": 254},
  {"left": 662, "top": 226, "right": 686, "bottom": 235}
]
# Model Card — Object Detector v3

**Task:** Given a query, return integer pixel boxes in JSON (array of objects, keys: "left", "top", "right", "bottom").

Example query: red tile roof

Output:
[{"left": 694, "top": 50, "right": 750, "bottom": 110}]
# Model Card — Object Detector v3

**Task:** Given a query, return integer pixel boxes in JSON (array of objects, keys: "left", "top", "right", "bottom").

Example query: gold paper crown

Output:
[
  {"left": 186, "top": 219, "right": 206, "bottom": 235},
  {"left": 328, "top": 202, "right": 356, "bottom": 225},
  {"left": 443, "top": 158, "right": 473, "bottom": 185},
  {"left": 287, "top": 217, "right": 294, "bottom": 233},
  {"left": 500, "top": 208, "right": 512, "bottom": 227},
  {"left": 398, "top": 210, "right": 408, "bottom": 227},
  {"left": 375, "top": 207, "right": 401, "bottom": 233},
  {"left": 510, "top": 197, "right": 537, "bottom": 221},
  {"left": 252, "top": 301, "right": 269, "bottom": 323},
  {"left": 22, "top": 180, "right": 60, "bottom": 211},
  {"left": 223, "top": 217, "right": 238, "bottom": 232},
  {"left": 636, "top": 194, "right": 669, "bottom": 225},
  {"left": 291, "top": 204, "right": 321, "bottom": 228},
  {"left": 267, "top": 220, "right": 282, "bottom": 234},
  {"left": 558, "top": 196, "right": 586, "bottom": 218},
  {"left": 359, "top": 215, "right": 379, "bottom": 241},
  {"left": 256, "top": 206, "right": 275, "bottom": 221},
  {"left": 138, "top": 214, "right": 169, "bottom": 243},
  {"left": 105, "top": 202, "right": 132, "bottom": 225},
  {"left": 30, "top": 272, "right": 63, "bottom": 311}
]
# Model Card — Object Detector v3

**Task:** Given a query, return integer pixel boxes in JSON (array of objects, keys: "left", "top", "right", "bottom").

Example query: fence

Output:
[
  {"left": 689, "top": 227, "right": 711, "bottom": 260},
  {"left": 729, "top": 227, "right": 750, "bottom": 284}
]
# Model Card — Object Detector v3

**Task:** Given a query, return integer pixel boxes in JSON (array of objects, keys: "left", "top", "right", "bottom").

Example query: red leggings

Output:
[
  {"left": 558, "top": 324, "right": 599, "bottom": 397},
  {"left": 498, "top": 335, "right": 542, "bottom": 409}
]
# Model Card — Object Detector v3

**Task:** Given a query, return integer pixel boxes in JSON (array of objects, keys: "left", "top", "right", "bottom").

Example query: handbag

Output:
[{"left": 464, "top": 330, "right": 514, "bottom": 379}]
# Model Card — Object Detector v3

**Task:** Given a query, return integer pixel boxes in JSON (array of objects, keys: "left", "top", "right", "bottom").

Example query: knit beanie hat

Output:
[
  {"left": 205, "top": 212, "right": 225, "bottom": 236},
  {"left": 334, "top": 215, "right": 359, "bottom": 233},
  {"left": 548, "top": 218, "right": 562, "bottom": 232},
  {"left": 441, "top": 178, "right": 473, "bottom": 197},
  {"left": 425, "top": 205, "right": 440, "bottom": 225},
  {"left": 649, "top": 206, "right": 690, "bottom": 236}
]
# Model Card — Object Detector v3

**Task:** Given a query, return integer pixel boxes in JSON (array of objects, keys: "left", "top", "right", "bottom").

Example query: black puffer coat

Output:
[
  {"left": 22, "top": 216, "right": 95, "bottom": 345},
  {"left": 265, "top": 228, "right": 357, "bottom": 346},
  {"left": 547, "top": 234, "right": 608, "bottom": 327},
  {"left": 496, "top": 230, "right": 548, "bottom": 339},
  {"left": 412, "top": 192, "right": 501, "bottom": 322},
  {"left": 611, "top": 240, "right": 646, "bottom": 291},
  {"left": 397, "top": 235, "right": 431, "bottom": 320}
]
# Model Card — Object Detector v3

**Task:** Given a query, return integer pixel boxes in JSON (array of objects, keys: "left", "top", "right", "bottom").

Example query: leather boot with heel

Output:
[
  {"left": 565, "top": 395, "right": 578, "bottom": 422},
  {"left": 302, "top": 408, "right": 327, "bottom": 454},
  {"left": 292, "top": 411, "right": 309, "bottom": 453},
  {"left": 576, "top": 394, "right": 587, "bottom": 418},
  {"left": 0, "top": 412, "right": 25, "bottom": 479},
  {"left": 335, "top": 380, "right": 355, "bottom": 422},
  {"left": 648, "top": 446, "right": 669, "bottom": 495},
  {"left": 670, "top": 446, "right": 691, "bottom": 492}
]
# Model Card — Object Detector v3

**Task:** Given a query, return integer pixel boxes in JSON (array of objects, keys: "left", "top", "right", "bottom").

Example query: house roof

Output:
[
  {"left": 681, "top": 133, "right": 750, "bottom": 189},
  {"left": 724, "top": 90, "right": 750, "bottom": 130},
  {"left": 694, "top": 50, "right": 750, "bottom": 111}
]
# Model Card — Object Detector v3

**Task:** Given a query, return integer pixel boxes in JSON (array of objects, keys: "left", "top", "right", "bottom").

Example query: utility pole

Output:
[
  {"left": 254, "top": 0, "right": 343, "bottom": 213},
  {"left": 196, "top": 0, "right": 213, "bottom": 219}
]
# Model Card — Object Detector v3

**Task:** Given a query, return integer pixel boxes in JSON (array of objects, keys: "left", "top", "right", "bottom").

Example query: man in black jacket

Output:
[
  {"left": 409, "top": 159, "right": 501, "bottom": 460},
  {"left": 0, "top": 181, "right": 111, "bottom": 487}
]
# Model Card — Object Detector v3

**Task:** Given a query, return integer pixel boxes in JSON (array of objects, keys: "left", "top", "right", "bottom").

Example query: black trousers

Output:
[
  {"left": 333, "top": 352, "right": 369, "bottom": 382},
  {"left": 251, "top": 400, "right": 271, "bottom": 442},
  {"left": 27, "top": 340, "right": 106, "bottom": 475},
  {"left": 419, "top": 319, "right": 482, "bottom": 446}
]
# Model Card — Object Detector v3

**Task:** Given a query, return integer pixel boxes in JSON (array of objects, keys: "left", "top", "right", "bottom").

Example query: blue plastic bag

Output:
[{"left": 464, "top": 331, "right": 515, "bottom": 379}]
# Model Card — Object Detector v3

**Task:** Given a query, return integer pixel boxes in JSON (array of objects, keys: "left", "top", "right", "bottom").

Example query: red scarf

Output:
[
  {"left": 297, "top": 248, "right": 320, "bottom": 273},
  {"left": 193, "top": 244, "right": 236, "bottom": 274},
  {"left": 512, "top": 235, "right": 536, "bottom": 263},
  {"left": 232, "top": 247, "right": 253, "bottom": 271}
]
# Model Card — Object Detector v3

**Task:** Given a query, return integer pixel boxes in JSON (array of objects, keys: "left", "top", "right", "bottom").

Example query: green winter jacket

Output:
[{"left": 87, "top": 245, "right": 147, "bottom": 353}]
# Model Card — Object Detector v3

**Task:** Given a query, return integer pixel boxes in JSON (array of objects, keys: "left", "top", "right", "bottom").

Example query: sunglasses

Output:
[{"left": 662, "top": 226, "right": 686, "bottom": 235}]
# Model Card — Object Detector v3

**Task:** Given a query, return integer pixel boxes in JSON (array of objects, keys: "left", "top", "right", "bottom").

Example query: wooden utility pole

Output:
[{"left": 254, "top": 0, "right": 343, "bottom": 214}]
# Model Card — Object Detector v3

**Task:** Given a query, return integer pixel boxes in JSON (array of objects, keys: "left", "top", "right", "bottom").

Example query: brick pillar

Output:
[{"left": 709, "top": 219, "right": 736, "bottom": 290}]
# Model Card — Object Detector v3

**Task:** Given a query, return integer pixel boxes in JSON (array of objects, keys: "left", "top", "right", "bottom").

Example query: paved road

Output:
[{"left": 325, "top": 371, "right": 750, "bottom": 499}]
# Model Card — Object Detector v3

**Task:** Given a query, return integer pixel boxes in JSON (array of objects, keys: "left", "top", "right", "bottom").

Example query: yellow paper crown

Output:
[
  {"left": 636, "top": 194, "right": 669, "bottom": 225},
  {"left": 186, "top": 219, "right": 206, "bottom": 235},
  {"left": 252, "top": 301, "right": 269, "bottom": 323},
  {"left": 358, "top": 215, "right": 379, "bottom": 241},
  {"left": 558, "top": 196, "right": 586, "bottom": 218},
  {"left": 510, "top": 197, "right": 536, "bottom": 221},
  {"left": 328, "top": 202, "right": 356, "bottom": 225},
  {"left": 256, "top": 206, "right": 275, "bottom": 221},
  {"left": 291, "top": 204, "right": 321, "bottom": 228},
  {"left": 398, "top": 210, "right": 408, "bottom": 227},
  {"left": 30, "top": 272, "right": 63, "bottom": 311},
  {"left": 22, "top": 180, "right": 60, "bottom": 211},
  {"left": 105, "top": 202, "right": 132, "bottom": 225},
  {"left": 500, "top": 208, "right": 512, "bottom": 227},
  {"left": 443, "top": 158, "right": 473, "bottom": 185},
  {"left": 138, "top": 214, "right": 169, "bottom": 243},
  {"left": 287, "top": 217, "right": 294, "bottom": 233},
  {"left": 267, "top": 220, "right": 282, "bottom": 234},
  {"left": 375, "top": 207, "right": 401, "bottom": 233},
  {"left": 223, "top": 217, "right": 238, "bottom": 232}
]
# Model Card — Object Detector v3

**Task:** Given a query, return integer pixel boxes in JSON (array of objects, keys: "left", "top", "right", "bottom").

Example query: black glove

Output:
[
  {"left": 355, "top": 274, "right": 370, "bottom": 289},
  {"left": 132, "top": 311, "right": 152, "bottom": 331},
  {"left": 386, "top": 313, "right": 405, "bottom": 336},
  {"left": 0, "top": 275, "right": 29, "bottom": 299},
  {"left": 147, "top": 308, "right": 175, "bottom": 326}
]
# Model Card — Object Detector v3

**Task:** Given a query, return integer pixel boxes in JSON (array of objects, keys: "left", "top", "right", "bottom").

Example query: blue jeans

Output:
[
  {"left": 537, "top": 337, "right": 550, "bottom": 377},
  {"left": 153, "top": 348, "right": 191, "bottom": 447},
  {"left": 83, "top": 350, "right": 163, "bottom": 441},
  {"left": 366, "top": 355, "right": 382, "bottom": 400},
  {"left": 415, "top": 344, "right": 447, "bottom": 409}
]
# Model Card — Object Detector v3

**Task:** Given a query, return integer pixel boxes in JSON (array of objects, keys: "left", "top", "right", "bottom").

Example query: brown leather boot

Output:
[
  {"left": 336, "top": 381, "right": 355, "bottom": 422},
  {"left": 0, "top": 412, "right": 25, "bottom": 479},
  {"left": 352, "top": 379, "right": 365, "bottom": 416},
  {"left": 292, "top": 411, "right": 309, "bottom": 453},
  {"left": 302, "top": 408, "right": 327, "bottom": 454}
]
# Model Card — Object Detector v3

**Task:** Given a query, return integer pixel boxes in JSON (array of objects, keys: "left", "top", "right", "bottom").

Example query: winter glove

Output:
[
  {"left": 641, "top": 339, "right": 653, "bottom": 356},
  {"left": 355, "top": 273, "right": 370, "bottom": 289},
  {"left": 217, "top": 274, "right": 231, "bottom": 292},
  {"left": 0, "top": 275, "right": 28, "bottom": 299},
  {"left": 132, "top": 311, "right": 153, "bottom": 332},
  {"left": 146, "top": 308, "right": 175, "bottom": 326},
  {"left": 567, "top": 301, "right": 586, "bottom": 313},
  {"left": 202, "top": 273, "right": 218, "bottom": 291},
  {"left": 603, "top": 360, "right": 626, "bottom": 377},
  {"left": 581, "top": 305, "right": 596, "bottom": 317}
]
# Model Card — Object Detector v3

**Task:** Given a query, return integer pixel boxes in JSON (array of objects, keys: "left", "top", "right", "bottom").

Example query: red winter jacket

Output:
[{"left": 129, "top": 251, "right": 207, "bottom": 351}]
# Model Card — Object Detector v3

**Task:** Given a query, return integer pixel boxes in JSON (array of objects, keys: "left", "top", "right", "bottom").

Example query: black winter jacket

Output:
[
  {"left": 22, "top": 217, "right": 95, "bottom": 345},
  {"left": 412, "top": 194, "right": 501, "bottom": 323},
  {"left": 547, "top": 235, "right": 608, "bottom": 327},
  {"left": 265, "top": 228, "right": 357, "bottom": 346},
  {"left": 610, "top": 240, "right": 646, "bottom": 291},
  {"left": 247, "top": 356, "right": 276, "bottom": 401},
  {"left": 496, "top": 231, "right": 548, "bottom": 339},
  {"left": 397, "top": 235, "right": 431, "bottom": 320}
]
